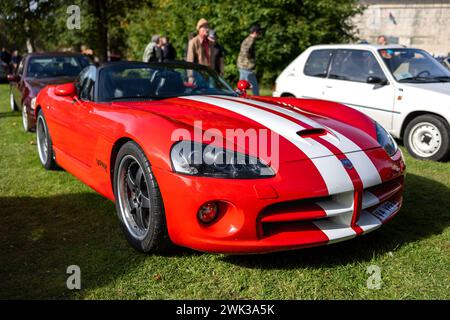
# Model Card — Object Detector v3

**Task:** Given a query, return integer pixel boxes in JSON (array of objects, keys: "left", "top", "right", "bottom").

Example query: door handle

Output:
[{"left": 325, "top": 85, "right": 333, "bottom": 89}]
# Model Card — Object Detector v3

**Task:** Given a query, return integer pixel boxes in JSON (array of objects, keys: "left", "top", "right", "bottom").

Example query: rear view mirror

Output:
[
  {"left": 54, "top": 83, "right": 77, "bottom": 97},
  {"left": 367, "top": 76, "right": 388, "bottom": 86}
]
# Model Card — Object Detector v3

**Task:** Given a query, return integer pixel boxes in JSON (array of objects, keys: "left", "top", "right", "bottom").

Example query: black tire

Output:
[
  {"left": 404, "top": 114, "right": 450, "bottom": 161},
  {"left": 36, "top": 110, "right": 58, "bottom": 170},
  {"left": 10, "top": 90, "right": 17, "bottom": 111},
  {"left": 281, "top": 93, "right": 295, "bottom": 98},
  {"left": 113, "top": 141, "right": 171, "bottom": 253}
]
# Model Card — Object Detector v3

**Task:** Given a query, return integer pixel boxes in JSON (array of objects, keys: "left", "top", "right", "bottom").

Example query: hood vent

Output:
[{"left": 296, "top": 128, "right": 327, "bottom": 138}]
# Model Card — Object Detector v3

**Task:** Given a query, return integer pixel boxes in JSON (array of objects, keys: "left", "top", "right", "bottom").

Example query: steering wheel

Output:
[
  {"left": 189, "top": 85, "right": 210, "bottom": 94},
  {"left": 416, "top": 70, "right": 431, "bottom": 77}
]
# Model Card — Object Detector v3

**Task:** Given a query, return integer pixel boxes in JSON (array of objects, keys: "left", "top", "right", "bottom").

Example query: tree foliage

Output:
[
  {"left": 124, "top": 0, "right": 362, "bottom": 84},
  {"left": 0, "top": 0, "right": 59, "bottom": 52},
  {"left": 0, "top": 0, "right": 362, "bottom": 83}
]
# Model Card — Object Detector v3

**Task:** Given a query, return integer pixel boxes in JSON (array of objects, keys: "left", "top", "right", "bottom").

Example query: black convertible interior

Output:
[{"left": 95, "top": 62, "right": 235, "bottom": 102}]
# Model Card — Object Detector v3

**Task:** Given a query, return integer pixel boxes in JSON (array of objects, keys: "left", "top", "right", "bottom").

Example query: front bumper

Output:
[{"left": 154, "top": 148, "right": 405, "bottom": 254}]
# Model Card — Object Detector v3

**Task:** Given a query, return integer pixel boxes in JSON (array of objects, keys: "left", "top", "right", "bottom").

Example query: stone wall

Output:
[{"left": 353, "top": 0, "right": 450, "bottom": 55}]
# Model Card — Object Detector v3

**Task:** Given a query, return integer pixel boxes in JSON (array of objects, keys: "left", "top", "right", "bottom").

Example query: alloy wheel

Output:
[
  {"left": 37, "top": 115, "right": 49, "bottom": 164},
  {"left": 116, "top": 155, "right": 152, "bottom": 240},
  {"left": 22, "top": 106, "right": 28, "bottom": 131}
]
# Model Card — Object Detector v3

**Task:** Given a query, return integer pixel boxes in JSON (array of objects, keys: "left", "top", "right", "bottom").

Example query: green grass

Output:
[{"left": 0, "top": 83, "right": 449, "bottom": 299}]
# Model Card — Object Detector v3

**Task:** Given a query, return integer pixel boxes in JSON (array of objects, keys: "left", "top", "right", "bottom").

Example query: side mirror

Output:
[
  {"left": 367, "top": 76, "right": 388, "bottom": 85},
  {"left": 236, "top": 80, "right": 251, "bottom": 96},
  {"left": 237, "top": 80, "right": 251, "bottom": 91},
  {"left": 7, "top": 74, "right": 19, "bottom": 82},
  {"left": 54, "top": 83, "right": 77, "bottom": 97}
]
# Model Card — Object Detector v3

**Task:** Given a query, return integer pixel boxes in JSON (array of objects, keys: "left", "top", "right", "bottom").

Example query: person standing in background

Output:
[
  {"left": 377, "top": 35, "right": 388, "bottom": 45},
  {"left": 160, "top": 36, "right": 176, "bottom": 61},
  {"left": 143, "top": 35, "right": 162, "bottom": 62},
  {"left": 237, "top": 25, "right": 263, "bottom": 95},
  {"left": 1, "top": 48, "right": 11, "bottom": 65},
  {"left": 208, "top": 29, "right": 225, "bottom": 76},
  {"left": 1, "top": 48, "right": 12, "bottom": 73},
  {"left": 186, "top": 18, "right": 214, "bottom": 68},
  {"left": 184, "top": 32, "right": 196, "bottom": 60},
  {"left": 10, "top": 50, "right": 21, "bottom": 73}
]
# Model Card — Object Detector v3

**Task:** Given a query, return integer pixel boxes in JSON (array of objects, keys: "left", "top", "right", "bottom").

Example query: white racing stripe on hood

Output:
[
  {"left": 321, "top": 130, "right": 381, "bottom": 188},
  {"left": 182, "top": 95, "right": 354, "bottom": 195},
  {"left": 226, "top": 97, "right": 381, "bottom": 188}
]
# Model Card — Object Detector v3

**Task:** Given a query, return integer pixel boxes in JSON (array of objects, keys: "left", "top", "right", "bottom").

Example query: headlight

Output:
[
  {"left": 375, "top": 122, "right": 398, "bottom": 157},
  {"left": 30, "top": 97, "right": 37, "bottom": 110},
  {"left": 170, "top": 141, "right": 275, "bottom": 178}
]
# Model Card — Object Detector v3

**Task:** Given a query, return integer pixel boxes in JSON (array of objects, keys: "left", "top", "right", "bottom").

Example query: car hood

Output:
[
  {"left": 402, "top": 82, "right": 450, "bottom": 96},
  {"left": 112, "top": 95, "right": 381, "bottom": 163}
]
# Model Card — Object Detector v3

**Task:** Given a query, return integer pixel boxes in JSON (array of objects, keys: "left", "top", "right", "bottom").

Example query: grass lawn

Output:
[{"left": 0, "top": 83, "right": 449, "bottom": 299}]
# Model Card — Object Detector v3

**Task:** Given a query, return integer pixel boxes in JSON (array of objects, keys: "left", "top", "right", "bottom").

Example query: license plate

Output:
[{"left": 371, "top": 201, "right": 399, "bottom": 221}]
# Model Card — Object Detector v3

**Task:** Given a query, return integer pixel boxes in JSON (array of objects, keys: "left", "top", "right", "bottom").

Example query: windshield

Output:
[
  {"left": 27, "top": 56, "right": 90, "bottom": 78},
  {"left": 97, "top": 64, "right": 237, "bottom": 102},
  {"left": 379, "top": 48, "right": 450, "bottom": 83}
]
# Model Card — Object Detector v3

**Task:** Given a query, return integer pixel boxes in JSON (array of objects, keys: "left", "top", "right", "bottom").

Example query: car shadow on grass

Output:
[
  {"left": 0, "top": 173, "right": 448, "bottom": 298},
  {"left": 0, "top": 111, "right": 19, "bottom": 118},
  {"left": 0, "top": 192, "right": 149, "bottom": 299},
  {"left": 222, "top": 173, "right": 450, "bottom": 269}
]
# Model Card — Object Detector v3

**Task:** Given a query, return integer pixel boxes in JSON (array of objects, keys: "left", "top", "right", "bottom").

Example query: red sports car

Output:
[{"left": 34, "top": 61, "right": 406, "bottom": 254}]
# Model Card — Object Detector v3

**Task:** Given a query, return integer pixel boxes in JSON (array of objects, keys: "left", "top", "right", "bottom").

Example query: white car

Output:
[{"left": 274, "top": 44, "right": 450, "bottom": 161}]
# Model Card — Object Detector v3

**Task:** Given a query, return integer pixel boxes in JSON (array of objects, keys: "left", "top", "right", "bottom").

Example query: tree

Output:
[
  {"left": 124, "top": 0, "right": 362, "bottom": 84},
  {"left": 1, "top": 0, "right": 362, "bottom": 83},
  {"left": 0, "top": 0, "right": 59, "bottom": 52},
  {"left": 84, "top": 0, "right": 152, "bottom": 62},
  {"left": 0, "top": 0, "right": 151, "bottom": 61}
]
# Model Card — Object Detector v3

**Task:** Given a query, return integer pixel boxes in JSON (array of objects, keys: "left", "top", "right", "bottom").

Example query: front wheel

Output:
[
  {"left": 36, "top": 110, "right": 57, "bottom": 170},
  {"left": 113, "top": 141, "right": 171, "bottom": 253},
  {"left": 22, "top": 105, "right": 32, "bottom": 132},
  {"left": 10, "top": 91, "right": 17, "bottom": 111},
  {"left": 404, "top": 114, "right": 450, "bottom": 161}
]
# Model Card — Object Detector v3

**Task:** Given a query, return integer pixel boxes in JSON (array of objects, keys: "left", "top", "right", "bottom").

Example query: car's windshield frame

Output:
[
  {"left": 378, "top": 48, "right": 450, "bottom": 83},
  {"left": 95, "top": 61, "right": 237, "bottom": 102},
  {"left": 25, "top": 55, "right": 89, "bottom": 79}
]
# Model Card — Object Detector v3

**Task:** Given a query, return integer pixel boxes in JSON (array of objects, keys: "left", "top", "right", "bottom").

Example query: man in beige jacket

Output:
[{"left": 186, "top": 18, "right": 214, "bottom": 69}]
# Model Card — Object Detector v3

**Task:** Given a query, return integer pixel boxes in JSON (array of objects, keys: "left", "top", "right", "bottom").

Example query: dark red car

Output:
[{"left": 8, "top": 52, "right": 90, "bottom": 131}]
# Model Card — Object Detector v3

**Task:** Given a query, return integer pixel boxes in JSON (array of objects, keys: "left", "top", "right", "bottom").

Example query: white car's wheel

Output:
[
  {"left": 404, "top": 114, "right": 450, "bottom": 161},
  {"left": 10, "top": 92, "right": 17, "bottom": 111}
]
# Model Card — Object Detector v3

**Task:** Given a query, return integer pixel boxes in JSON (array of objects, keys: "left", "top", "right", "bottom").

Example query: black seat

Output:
[{"left": 153, "top": 70, "right": 185, "bottom": 96}]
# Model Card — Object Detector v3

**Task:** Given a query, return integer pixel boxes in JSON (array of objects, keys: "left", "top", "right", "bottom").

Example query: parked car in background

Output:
[
  {"left": 33, "top": 61, "right": 405, "bottom": 254},
  {"left": 8, "top": 52, "right": 90, "bottom": 131},
  {"left": 274, "top": 44, "right": 450, "bottom": 161}
]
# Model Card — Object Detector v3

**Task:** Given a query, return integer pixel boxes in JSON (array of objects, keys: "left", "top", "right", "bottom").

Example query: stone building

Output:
[{"left": 353, "top": 0, "right": 450, "bottom": 56}]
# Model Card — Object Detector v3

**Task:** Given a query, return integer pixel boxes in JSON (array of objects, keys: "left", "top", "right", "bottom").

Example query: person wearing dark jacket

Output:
[
  {"left": 208, "top": 30, "right": 225, "bottom": 76},
  {"left": 160, "top": 36, "right": 176, "bottom": 61},
  {"left": 1, "top": 48, "right": 11, "bottom": 65},
  {"left": 143, "top": 35, "right": 162, "bottom": 62}
]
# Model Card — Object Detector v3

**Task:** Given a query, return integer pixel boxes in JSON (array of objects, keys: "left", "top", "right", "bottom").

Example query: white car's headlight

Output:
[
  {"left": 375, "top": 122, "right": 398, "bottom": 157},
  {"left": 170, "top": 141, "right": 274, "bottom": 178}
]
